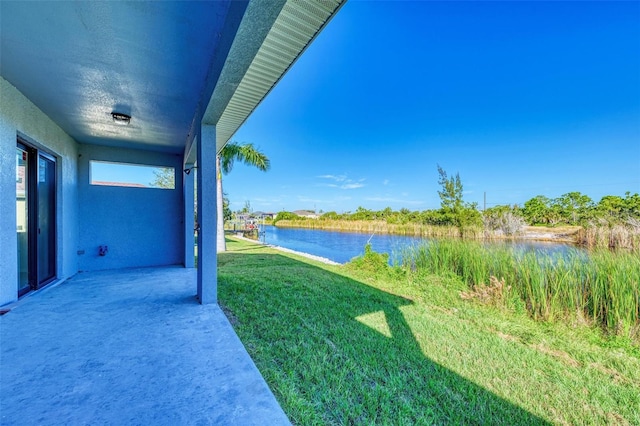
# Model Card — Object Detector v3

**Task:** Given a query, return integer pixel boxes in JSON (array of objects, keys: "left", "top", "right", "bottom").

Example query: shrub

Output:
[
  {"left": 346, "top": 243, "right": 390, "bottom": 275},
  {"left": 483, "top": 208, "right": 526, "bottom": 236},
  {"left": 273, "top": 211, "right": 300, "bottom": 224}
]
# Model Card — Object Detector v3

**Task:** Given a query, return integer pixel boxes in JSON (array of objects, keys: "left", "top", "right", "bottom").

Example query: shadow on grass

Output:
[
  {"left": 222, "top": 237, "right": 267, "bottom": 253},
  {"left": 218, "top": 250, "right": 551, "bottom": 425}
]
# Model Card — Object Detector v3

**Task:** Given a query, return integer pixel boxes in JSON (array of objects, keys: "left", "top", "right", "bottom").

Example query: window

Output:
[{"left": 90, "top": 161, "right": 175, "bottom": 189}]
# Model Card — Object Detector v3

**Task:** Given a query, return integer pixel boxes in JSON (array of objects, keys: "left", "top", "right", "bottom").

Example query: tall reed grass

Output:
[
  {"left": 577, "top": 221, "right": 640, "bottom": 251},
  {"left": 276, "top": 219, "right": 484, "bottom": 239},
  {"left": 399, "top": 239, "right": 640, "bottom": 338}
]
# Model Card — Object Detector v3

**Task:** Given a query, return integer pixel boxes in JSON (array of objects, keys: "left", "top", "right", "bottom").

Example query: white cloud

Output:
[
  {"left": 342, "top": 182, "right": 365, "bottom": 189},
  {"left": 317, "top": 174, "right": 347, "bottom": 182},
  {"left": 317, "top": 174, "right": 365, "bottom": 190}
]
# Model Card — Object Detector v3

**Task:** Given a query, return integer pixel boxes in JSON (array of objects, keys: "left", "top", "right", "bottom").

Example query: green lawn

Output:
[{"left": 218, "top": 237, "right": 640, "bottom": 425}]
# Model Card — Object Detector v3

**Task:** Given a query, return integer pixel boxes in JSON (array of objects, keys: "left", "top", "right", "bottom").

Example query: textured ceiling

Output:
[
  {"left": 0, "top": 0, "right": 345, "bottom": 156},
  {"left": 0, "top": 1, "right": 243, "bottom": 153}
]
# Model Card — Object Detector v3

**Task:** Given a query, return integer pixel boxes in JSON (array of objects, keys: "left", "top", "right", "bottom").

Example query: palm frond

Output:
[
  {"left": 219, "top": 142, "right": 241, "bottom": 174},
  {"left": 218, "top": 142, "right": 270, "bottom": 175}
]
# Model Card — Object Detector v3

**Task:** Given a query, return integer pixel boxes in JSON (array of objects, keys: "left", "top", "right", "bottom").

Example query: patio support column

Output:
[
  {"left": 196, "top": 125, "right": 217, "bottom": 304},
  {"left": 183, "top": 161, "right": 195, "bottom": 268}
]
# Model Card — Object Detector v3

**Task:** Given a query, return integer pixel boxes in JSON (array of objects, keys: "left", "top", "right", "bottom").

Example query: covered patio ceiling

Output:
[{"left": 0, "top": 0, "right": 343, "bottom": 155}]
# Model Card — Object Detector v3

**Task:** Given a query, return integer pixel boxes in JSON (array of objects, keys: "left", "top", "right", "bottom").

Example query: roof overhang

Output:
[{"left": 205, "top": 0, "right": 344, "bottom": 152}]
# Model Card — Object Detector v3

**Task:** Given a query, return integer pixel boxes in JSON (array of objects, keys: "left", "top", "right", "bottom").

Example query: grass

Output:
[
  {"left": 275, "top": 219, "right": 484, "bottom": 239},
  {"left": 399, "top": 239, "right": 640, "bottom": 339},
  {"left": 578, "top": 223, "right": 640, "bottom": 251},
  {"left": 218, "top": 237, "right": 640, "bottom": 425}
]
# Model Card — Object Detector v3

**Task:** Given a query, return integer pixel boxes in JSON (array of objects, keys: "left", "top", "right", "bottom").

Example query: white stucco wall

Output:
[
  {"left": 77, "top": 144, "right": 184, "bottom": 271},
  {"left": 0, "top": 76, "right": 79, "bottom": 306}
]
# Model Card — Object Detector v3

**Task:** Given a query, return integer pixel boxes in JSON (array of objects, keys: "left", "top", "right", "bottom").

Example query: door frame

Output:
[{"left": 16, "top": 138, "right": 57, "bottom": 296}]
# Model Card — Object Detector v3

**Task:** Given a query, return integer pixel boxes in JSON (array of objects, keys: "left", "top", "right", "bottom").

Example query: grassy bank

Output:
[
  {"left": 399, "top": 239, "right": 640, "bottom": 338},
  {"left": 275, "top": 219, "right": 484, "bottom": 239},
  {"left": 275, "top": 219, "right": 576, "bottom": 242},
  {"left": 219, "top": 237, "right": 640, "bottom": 425}
]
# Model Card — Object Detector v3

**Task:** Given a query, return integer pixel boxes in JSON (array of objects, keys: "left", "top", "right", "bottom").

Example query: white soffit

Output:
[{"left": 210, "top": 0, "right": 344, "bottom": 153}]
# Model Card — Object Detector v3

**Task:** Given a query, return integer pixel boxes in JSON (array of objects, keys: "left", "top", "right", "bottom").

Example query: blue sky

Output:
[
  {"left": 90, "top": 161, "right": 173, "bottom": 189},
  {"left": 225, "top": 0, "right": 640, "bottom": 214}
]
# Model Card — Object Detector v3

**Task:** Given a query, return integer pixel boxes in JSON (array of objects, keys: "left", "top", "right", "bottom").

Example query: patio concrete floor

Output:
[{"left": 0, "top": 267, "right": 290, "bottom": 425}]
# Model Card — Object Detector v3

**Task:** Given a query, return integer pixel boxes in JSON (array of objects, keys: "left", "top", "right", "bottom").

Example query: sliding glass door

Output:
[
  {"left": 37, "top": 155, "right": 56, "bottom": 284},
  {"left": 16, "top": 146, "right": 30, "bottom": 295},
  {"left": 16, "top": 142, "right": 56, "bottom": 296}
]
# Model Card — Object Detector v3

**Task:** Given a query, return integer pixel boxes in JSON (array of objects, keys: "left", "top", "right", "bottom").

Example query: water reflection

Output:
[{"left": 262, "top": 226, "right": 579, "bottom": 264}]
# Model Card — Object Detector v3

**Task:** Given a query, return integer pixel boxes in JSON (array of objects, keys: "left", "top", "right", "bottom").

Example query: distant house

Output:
[
  {"left": 0, "top": 1, "right": 344, "bottom": 306},
  {"left": 253, "top": 211, "right": 275, "bottom": 220},
  {"left": 293, "top": 210, "right": 319, "bottom": 219}
]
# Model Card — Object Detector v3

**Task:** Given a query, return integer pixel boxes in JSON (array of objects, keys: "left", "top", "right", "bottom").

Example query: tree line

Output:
[
  {"left": 276, "top": 166, "right": 640, "bottom": 229},
  {"left": 277, "top": 191, "right": 638, "bottom": 228}
]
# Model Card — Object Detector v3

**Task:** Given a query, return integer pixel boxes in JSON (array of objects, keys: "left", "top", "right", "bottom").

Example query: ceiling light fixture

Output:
[{"left": 111, "top": 112, "right": 131, "bottom": 125}]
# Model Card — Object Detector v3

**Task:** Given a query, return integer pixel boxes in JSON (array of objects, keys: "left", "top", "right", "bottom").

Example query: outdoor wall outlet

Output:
[{"left": 98, "top": 245, "right": 108, "bottom": 256}]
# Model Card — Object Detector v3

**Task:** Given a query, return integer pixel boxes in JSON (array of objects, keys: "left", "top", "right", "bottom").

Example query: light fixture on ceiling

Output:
[{"left": 111, "top": 112, "right": 131, "bottom": 125}]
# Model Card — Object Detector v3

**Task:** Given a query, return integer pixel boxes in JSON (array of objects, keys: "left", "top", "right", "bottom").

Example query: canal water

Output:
[{"left": 260, "top": 225, "right": 575, "bottom": 264}]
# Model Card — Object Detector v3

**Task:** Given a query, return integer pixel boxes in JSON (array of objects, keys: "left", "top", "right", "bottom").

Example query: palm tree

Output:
[{"left": 217, "top": 142, "right": 270, "bottom": 252}]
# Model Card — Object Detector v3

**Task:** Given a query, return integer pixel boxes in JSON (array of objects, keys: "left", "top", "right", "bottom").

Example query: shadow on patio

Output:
[{"left": 0, "top": 267, "right": 289, "bottom": 425}]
